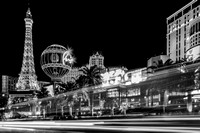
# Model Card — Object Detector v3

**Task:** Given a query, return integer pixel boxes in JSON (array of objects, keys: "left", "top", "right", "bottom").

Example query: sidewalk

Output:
[
  {"left": 77, "top": 113, "right": 144, "bottom": 120},
  {"left": 4, "top": 113, "right": 200, "bottom": 121}
]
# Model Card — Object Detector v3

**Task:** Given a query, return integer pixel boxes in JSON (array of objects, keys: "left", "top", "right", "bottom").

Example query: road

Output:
[{"left": 0, "top": 115, "right": 200, "bottom": 133}]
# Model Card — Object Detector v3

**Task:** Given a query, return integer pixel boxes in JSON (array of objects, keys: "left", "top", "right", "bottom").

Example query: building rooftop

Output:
[{"left": 167, "top": 0, "right": 197, "bottom": 20}]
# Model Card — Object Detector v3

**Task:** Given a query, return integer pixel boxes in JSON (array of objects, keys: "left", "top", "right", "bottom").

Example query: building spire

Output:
[
  {"left": 26, "top": 0, "right": 32, "bottom": 18},
  {"left": 26, "top": 7, "right": 32, "bottom": 18}
]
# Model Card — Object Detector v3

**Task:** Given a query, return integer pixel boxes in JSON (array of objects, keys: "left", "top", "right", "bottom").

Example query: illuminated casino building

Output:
[
  {"left": 89, "top": 52, "right": 105, "bottom": 68},
  {"left": 166, "top": 0, "right": 200, "bottom": 62},
  {"left": 8, "top": 62, "right": 199, "bottom": 117}
]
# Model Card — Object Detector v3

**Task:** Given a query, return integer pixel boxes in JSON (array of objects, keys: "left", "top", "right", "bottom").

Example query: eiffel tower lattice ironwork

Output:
[{"left": 16, "top": 8, "right": 39, "bottom": 90}]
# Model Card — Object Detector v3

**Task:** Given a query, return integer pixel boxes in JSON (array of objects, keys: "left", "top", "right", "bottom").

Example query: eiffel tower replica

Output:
[
  {"left": 8, "top": 8, "right": 40, "bottom": 105},
  {"left": 16, "top": 8, "right": 39, "bottom": 91}
]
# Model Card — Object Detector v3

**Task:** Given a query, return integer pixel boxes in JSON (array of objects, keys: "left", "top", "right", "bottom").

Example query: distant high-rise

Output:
[
  {"left": 166, "top": 0, "right": 200, "bottom": 62},
  {"left": 2, "top": 75, "right": 18, "bottom": 94},
  {"left": 89, "top": 52, "right": 105, "bottom": 68},
  {"left": 16, "top": 8, "right": 39, "bottom": 90}
]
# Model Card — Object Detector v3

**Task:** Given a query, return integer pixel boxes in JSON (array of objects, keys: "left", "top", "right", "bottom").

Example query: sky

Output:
[{"left": 2, "top": 0, "right": 192, "bottom": 82}]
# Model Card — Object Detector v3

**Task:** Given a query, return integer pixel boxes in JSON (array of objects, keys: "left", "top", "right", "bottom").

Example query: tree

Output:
[
  {"left": 153, "top": 60, "right": 164, "bottom": 68},
  {"left": 60, "top": 88, "right": 90, "bottom": 118},
  {"left": 66, "top": 81, "right": 76, "bottom": 91},
  {"left": 74, "top": 75, "right": 86, "bottom": 89},
  {"left": 60, "top": 94, "right": 77, "bottom": 118},
  {"left": 74, "top": 89, "right": 90, "bottom": 117},
  {"left": 35, "top": 87, "right": 49, "bottom": 99},
  {"left": 66, "top": 95, "right": 75, "bottom": 117},
  {"left": 56, "top": 82, "right": 76, "bottom": 93},
  {"left": 78, "top": 65, "right": 103, "bottom": 87},
  {"left": 164, "top": 59, "right": 174, "bottom": 66},
  {"left": 179, "top": 57, "right": 188, "bottom": 63},
  {"left": 12, "top": 97, "right": 25, "bottom": 104},
  {"left": 152, "top": 59, "right": 174, "bottom": 69}
]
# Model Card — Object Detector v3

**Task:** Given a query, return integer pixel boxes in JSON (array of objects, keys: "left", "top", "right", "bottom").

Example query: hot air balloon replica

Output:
[{"left": 40, "top": 44, "right": 75, "bottom": 95}]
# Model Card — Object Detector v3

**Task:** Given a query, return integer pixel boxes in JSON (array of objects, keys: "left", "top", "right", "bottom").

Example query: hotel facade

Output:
[{"left": 166, "top": 0, "right": 200, "bottom": 62}]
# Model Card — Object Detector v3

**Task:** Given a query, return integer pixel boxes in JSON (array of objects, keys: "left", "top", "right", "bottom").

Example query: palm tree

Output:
[
  {"left": 35, "top": 87, "right": 49, "bottom": 99},
  {"left": 57, "top": 82, "right": 76, "bottom": 92},
  {"left": 154, "top": 60, "right": 164, "bottom": 68},
  {"left": 180, "top": 57, "right": 188, "bottom": 63},
  {"left": 74, "top": 89, "right": 90, "bottom": 117},
  {"left": 66, "top": 81, "right": 76, "bottom": 91},
  {"left": 78, "top": 65, "right": 103, "bottom": 87},
  {"left": 59, "top": 88, "right": 89, "bottom": 118},
  {"left": 64, "top": 65, "right": 103, "bottom": 117},
  {"left": 60, "top": 95, "right": 74, "bottom": 117},
  {"left": 74, "top": 75, "right": 86, "bottom": 89},
  {"left": 54, "top": 83, "right": 65, "bottom": 95},
  {"left": 56, "top": 96, "right": 66, "bottom": 117},
  {"left": 153, "top": 59, "right": 174, "bottom": 68},
  {"left": 164, "top": 58, "right": 174, "bottom": 66}
]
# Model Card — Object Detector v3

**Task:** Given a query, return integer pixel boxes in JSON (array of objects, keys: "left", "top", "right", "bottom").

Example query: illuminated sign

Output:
[
  {"left": 93, "top": 88, "right": 106, "bottom": 93},
  {"left": 101, "top": 68, "right": 125, "bottom": 87},
  {"left": 124, "top": 68, "right": 147, "bottom": 85},
  {"left": 169, "top": 92, "right": 186, "bottom": 96},
  {"left": 81, "top": 107, "right": 90, "bottom": 111},
  {"left": 191, "top": 90, "right": 200, "bottom": 95},
  {"left": 107, "top": 88, "right": 119, "bottom": 97},
  {"left": 127, "top": 88, "right": 140, "bottom": 97},
  {"left": 62, "top": 48, "right": 75, "bottom": 65}
]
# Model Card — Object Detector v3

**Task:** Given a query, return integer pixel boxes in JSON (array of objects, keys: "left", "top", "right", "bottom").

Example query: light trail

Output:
[
  {"left": 1, "top": 121, "right": 200, "bottom": 133},
  {"left": 0, "top": 126, "right": 36, "bottom": 131},
  {"left": 79, "top": 116, "right": 200, "bottom": 122},
  {"left": 0, "top": 121, "right": 104, "bottom": 126},
  {"left": 1, "top": 117, "right": 200, "bottom": 133}
]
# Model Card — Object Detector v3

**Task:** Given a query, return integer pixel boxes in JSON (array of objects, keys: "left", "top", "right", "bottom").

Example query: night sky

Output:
[{"left": 2, "top": 0, "right": 191, "bottom": 82}]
